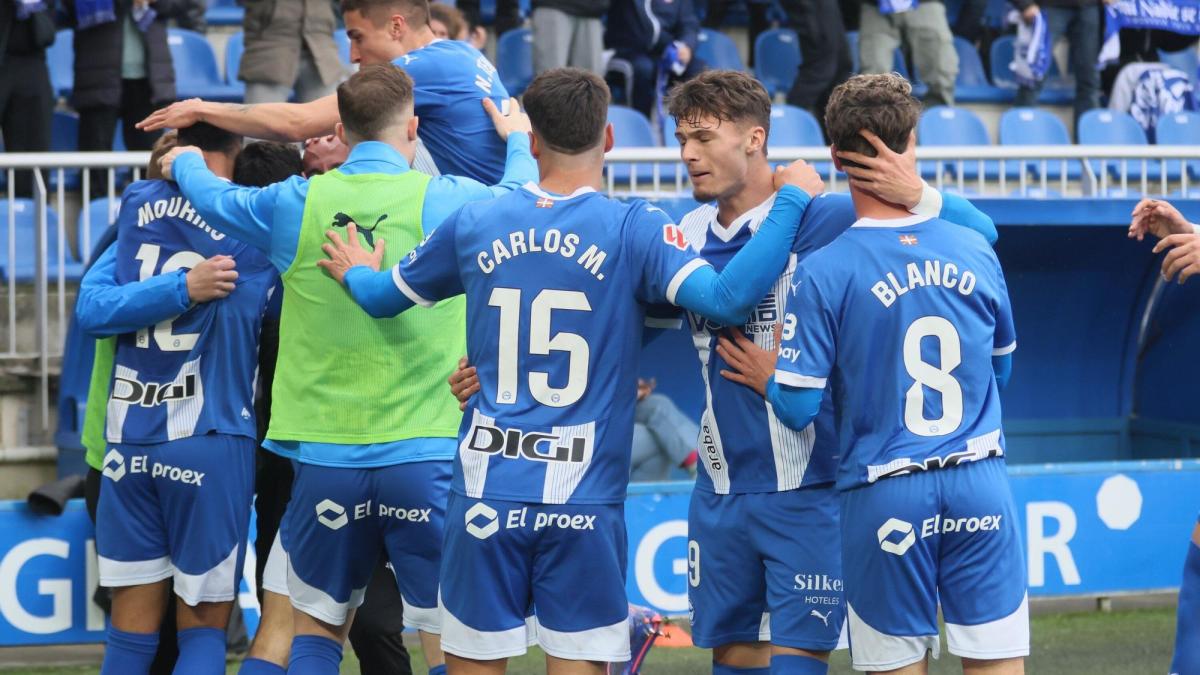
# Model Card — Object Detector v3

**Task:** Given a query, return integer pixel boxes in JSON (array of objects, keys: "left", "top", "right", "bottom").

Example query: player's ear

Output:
[
  {"left": 603, "top": 123, "right": 614, "bottom": 153},
  {"left": 830, "top": 144, "right": 843, "bottom": 171},
  {"left": 334, "top": 122, "right": 347, "bottom": 147},
  {"left": 529, "top": 132, "right": 541, "bottom": 159},
  {"left": 408, "top": 115, "right": 419, "bottom": 142},
  {"left": 391, "top": 13, "right": 406, "bottom": 38},
  {"left": 748, "top": 125, "right": 766, "bottom": 156}
]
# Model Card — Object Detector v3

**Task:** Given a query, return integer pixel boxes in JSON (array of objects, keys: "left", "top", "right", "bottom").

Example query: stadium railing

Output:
[{"left": 0, "top": 144, "right": 1194, "bottom": 426}]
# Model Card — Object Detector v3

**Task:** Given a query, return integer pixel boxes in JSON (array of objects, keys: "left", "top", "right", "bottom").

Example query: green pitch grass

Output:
[{"left": 0, "top": 607, "right": 1177, "bottom": 674}]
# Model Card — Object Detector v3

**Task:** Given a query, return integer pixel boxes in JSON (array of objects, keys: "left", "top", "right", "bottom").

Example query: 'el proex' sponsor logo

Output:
[
  {"left": 101, "top": 448, "right": 204, "bottom": 486},
  {"left": 464, "top": 502, "right": 596, "bottom": 540},
  {"left": 877, "top": 513, "right": 1004, "bottom": 556},
  {"left": 314, "top": 499, "right": 433, "bottom": 530}
]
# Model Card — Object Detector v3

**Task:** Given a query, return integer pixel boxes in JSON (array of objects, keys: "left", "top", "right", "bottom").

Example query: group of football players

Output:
[{"left": 75, "top": 0, "right": 1070, "bottom": 671}]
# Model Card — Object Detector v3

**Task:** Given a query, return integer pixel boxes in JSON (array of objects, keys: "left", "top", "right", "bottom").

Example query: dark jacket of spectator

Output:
[
  {"left": 240, "top": 0, "right": 341, "bottom": 89},
  {"left": 0, "top": 0, "right": 56, "bottom": 62},
  {"left": 535, "top": 0, "right": 609, "bottom": 20},
  {"left": 1010, "top": 0, "right": 1095, "bottom": 9},
  {"left": 61, "top": 0, "right": 181, "bottom": 109},
  {"left": 606, "top": 0, "right": 699, "bottom": 55}
]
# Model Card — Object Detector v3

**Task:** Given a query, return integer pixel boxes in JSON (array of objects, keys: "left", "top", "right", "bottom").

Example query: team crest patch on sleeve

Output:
[{"left": 663, "top": 224, "right": 689, "bottom": 251}]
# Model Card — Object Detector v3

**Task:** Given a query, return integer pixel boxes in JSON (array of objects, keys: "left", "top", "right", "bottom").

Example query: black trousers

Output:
[
  {"left": 704, "top": 0, "right": 770, "bottom": 66},
  {"left": 253, "top": 450, "right": 412, "bottom": 675},
  {"left": 78, "top": 78, "right": 163, "bottom": 189},
  {"left": 0, "top": 53, "right": 53, "bottom": 195},
  {"left": 86, "top": 468, "right": 181, "bottom": 675},
  {"left": 781, "top": 0, "right": 853, "bottom": 122}
]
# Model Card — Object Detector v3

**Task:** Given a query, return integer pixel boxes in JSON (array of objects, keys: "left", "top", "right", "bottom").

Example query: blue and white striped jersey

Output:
[
  {"left": 106, "top": 180, "right": 277, "bottom": 445},
  {"left": 670, "top": 193, "right": 854, "bottom": 494}
]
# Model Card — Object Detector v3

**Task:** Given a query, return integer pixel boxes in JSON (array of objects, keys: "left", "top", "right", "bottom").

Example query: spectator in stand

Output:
[
  {"left": 456, "top": 0, "right": 521, "bottom": 38},
  {"left": 531, "top": 0, "right": 606, "bottom": 75},
  {"left": 238, "top": 0, "right": 344, "bottom": 104},
  {"left": 0, "top": 0, "right": 55, "bottom": 195},
  {"left": 63, "top": 0, "right": 183, "bottom": 187},
  {"left": 1013, "top": 0, "right": 1100, "bottom": 122},
  {"left": 781, "top": 0, "right": 852, "bottom": 122},
  {"left": 630, "top": 379, "right": 699, "bottom": 482},
  {"left": 858, "top": 0, "right": 958, "bottom": 106},
  {"left": 176, "top": 0, "right": 206, "bottom": 33},
  {"left": 605, "top": 0, "right": 702, "bottom": 118},
  {"left": 703, "top": 0, "right": 768, "bottom": 66},
  {"left": 429, "top": 2, "right": 485, "bottom": 49}
]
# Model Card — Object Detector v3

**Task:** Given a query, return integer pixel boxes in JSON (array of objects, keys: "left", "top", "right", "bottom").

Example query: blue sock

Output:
[
  {"left": 1172, "top": 527, "right": 1200, "bottom": 675},
  {"left": 713, "top": 664, "right": 769, "bottom": 675},
  {"left": 101, "top": 627, "right": 159, "bottom": 675},
  {"left": 240, "top": 657, "right": 287, "bottom": 675},
  {"left": 174, "top": 626, "right": 227, "bottom": 675},
  {"left": 428, "top": 665, "right": 447, "bottom": 675},
  {"left": 287, "top": 635, "right": 343, "bottom": 675},
  {"left": 770, "top": 654, "right": 828, "bottom": 674}
]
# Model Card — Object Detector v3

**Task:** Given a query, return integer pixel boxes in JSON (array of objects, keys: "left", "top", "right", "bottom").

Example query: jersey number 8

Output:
[{"left": 903, "top": 316, "right": 963, "bottom": 437}]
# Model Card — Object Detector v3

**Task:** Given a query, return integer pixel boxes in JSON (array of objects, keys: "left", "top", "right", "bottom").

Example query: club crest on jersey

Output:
[
  {"left": 663, "top": 224, "right": 689, "bottom": 251},
  {"left": 331, "top": 212, "right": 387, "bottom": 248},
  {"left": 111, "top": 373, "right": 198, "bottom": 407},
  {"left": 465, "top": 423, "right": 589, "bottom": 463}
]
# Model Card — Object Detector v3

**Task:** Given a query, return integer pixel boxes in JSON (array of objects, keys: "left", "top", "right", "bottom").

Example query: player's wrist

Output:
[{"left": 908, "top": 180, "right": 940, "bottom": 215}]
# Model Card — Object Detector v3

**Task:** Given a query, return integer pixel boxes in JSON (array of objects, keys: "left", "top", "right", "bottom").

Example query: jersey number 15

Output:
[{"left": 489, "top": 287, "right": 591, "bottom": 409}]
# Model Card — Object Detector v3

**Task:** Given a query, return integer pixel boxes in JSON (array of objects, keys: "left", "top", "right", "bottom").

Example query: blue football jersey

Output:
[
  {"left": 106, "top": 180, "right": 277, "bottom": 445},
  {"left": 669, "top": 193, "right": 862, "bottom": 494},
  {"left": 396, "top": 183, "right": 704, "bottom": 504},
  {"left": 395, "top": 39, "right": 510, "bottom": 184},
  {"left": 776, "top": 214, "right": 1016, "bottom": 491}
]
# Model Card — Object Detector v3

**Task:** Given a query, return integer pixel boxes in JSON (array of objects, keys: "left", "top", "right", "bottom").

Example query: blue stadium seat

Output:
[
  {"left": 916, "top": 106, "right": 1008, "bottom": 180},
  {"left": 78, "top": 198, "right": 121, "bottom": 263},
  {"left": 769, "top": 104, "right": 831, "bottom": 174},
  {"left": 205, "top": 0, "right": 244, "bottom": 26},
  {"left": 696, "top": 28, "right": 744, "bottom": 71},
  {"left": 335, "top": 31, "right": 352, "bottom": 65},
  {"left": 0, "top": 200, "right": 82, "bottom": 282},
  {"left": 847, "top": 30, "right": 859, "bottom": 73},
  {"left": 167, "top": 29, "right": 243, "bottom": 102},
  {"left": 1155, "top": 111, "right": 1200, "bottom": 181},
  {"left": 999, "top": 107, "right": 1081, "bottom": 180},
  {"left": 754, "top": 29, "right": 801, "bottom": 97},
  {"left": 497, "top": 28, "right": 534, "bottom": 96},
  {"left": 47, "top": 30, "right": 73, "bottom": 98},
  {"left": 989, "top": 35, "right": 1071, "bottom": 104},
  {"left": 953, "top": 37, "right": 1009, "bottom": 103},
  {"left": 1077, "top": 109, "right": 1160, "bottom": 183},
  {"left": 50, "top": 111, "right": 81, "bottom": 190},
  {"left": 225, "top": 31, "right": 243, "bottom": 85},
  {"left": 1158, "top": 47, "right": 1199, "bottom": 80},
  {"left": 606, "top": 105, "right": 657, "bottom": 184}
]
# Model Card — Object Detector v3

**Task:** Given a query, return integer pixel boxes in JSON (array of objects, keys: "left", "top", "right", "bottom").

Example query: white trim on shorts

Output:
[
  {"left": 440, "top": 601, "right": 534, "bottom": 660},
  {"left": 174, "top": 545, "right": 241, "bottom": 606},
  {"left": 847, "top": 602, "right": 940, "bottom": 671},
  {"left": 946, "top": 593, "right": 1030, "bottom": 660},
  {"left": 99, "top": 555, "right": 173, "bottom": 588},
  {"left": 534, "top": 616, "right": 630, "bottom": 662},
  {"left": 759, "top": 612, "right": 772, "bottom": 642},
  {"left": 285, "top": 556, "right": 367, "bottom": 626},
  {"left": 261, "top": 533, "right": 289, "bottom": 597},
  {"left": 402, "top": 596, "right": 441, "bottom": 634}
]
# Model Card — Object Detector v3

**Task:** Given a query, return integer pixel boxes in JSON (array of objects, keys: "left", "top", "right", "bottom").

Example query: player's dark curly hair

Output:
[
  {"left": 177, "top": 122, "right": 241, "bottom": 155},
  {"left": 824, "top": 74, "right": 920, "bottom": 165},
  {"left": 233, "top": 142, "right": 303, "bottom": 188},
  {"left": 522, "top": 68, "right": 611, "bottom": 155},
  {"left": 666, "top": 70, "right": 772, "bottom": 147}
]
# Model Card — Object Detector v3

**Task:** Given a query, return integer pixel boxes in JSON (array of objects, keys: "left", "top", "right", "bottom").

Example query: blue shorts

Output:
[
  {"left": 842, "top": 458, "right": 1029, "bottom": 670},
  {"left": 96, "top": 434, "right": 255, "bottom": 606},
  {"left": 440, "top": 493, "right": 630, "bottom": 662},
  {"left": 280, "top": 459, "right": 449, "bottom": 628},
  {"left": 688, "top": 484, "right": 844, "bottom": 651}
]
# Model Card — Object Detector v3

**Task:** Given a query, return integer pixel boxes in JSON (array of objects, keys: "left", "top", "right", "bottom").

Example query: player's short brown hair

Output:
[
  {"left": 824, "top": 73, "right": 920, "bottom": 163},
  {"left": 341, "top": 0, "right": 429, "bottom": 27},
  {"left": 666, "top": 69, "right": 772, "bottom": 140},
  {"left": 147, "top": 130, "right": 179, "bottom": 180},
  {"left": 336, "top": 63, "right": 414, "bottom": 141},
  {"left": 522, "top": 68, "right": 610, "bottom": 155}
]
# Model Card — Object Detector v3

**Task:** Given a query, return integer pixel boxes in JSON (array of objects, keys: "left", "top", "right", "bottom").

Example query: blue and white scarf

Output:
[
  {"left": 1011, "top": 9, "right": 1052, "bottom": 87},
  {"left": 1132, "top": 66, "right": 1196, "bottom": 140}
]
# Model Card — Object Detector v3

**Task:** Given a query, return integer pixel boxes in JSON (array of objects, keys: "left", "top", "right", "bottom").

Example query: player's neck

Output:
[
  {"left": 399, "top": 26, "right": 436, "bottom": 53},
  {"left": 716, "top": 164, "right": 774, "bottom": 228},
  {"left": 202, "top": 151, "right": 235, "bottom": 180},
  {"left": 537, "top": 153, "right": 604, "bottom": 195},
  {"left": 850, "top": 184, "right": 910, "bottom": 221}
]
